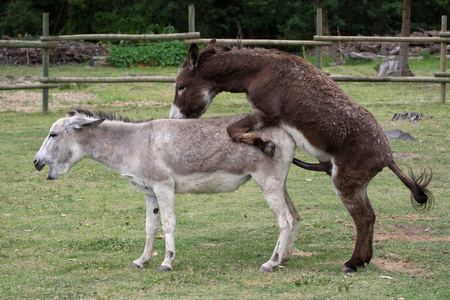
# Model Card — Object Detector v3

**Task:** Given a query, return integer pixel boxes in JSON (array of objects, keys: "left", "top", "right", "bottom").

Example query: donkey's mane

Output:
[
  {"left": 196, "top": 41, "right": 285, "bottom": 67},
  {"left": 68, "top": 109, "right": 151, "bottom": 123},
  {"left": 183, "top": 39, "right": 243, "bottom": 68},
  {"left": 183, "top": 39, "right": 274, "bottom": 69}
]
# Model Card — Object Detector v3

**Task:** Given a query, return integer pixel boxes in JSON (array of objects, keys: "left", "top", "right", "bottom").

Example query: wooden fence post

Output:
[
  {"left": 42, "top": 12, "right": 50, "bottom": 114},
  {"left": 398, "top": 0, "right": 412, "bottom": 76},
  {"left": 441, "top": 15, "right": 447, "bottom": 103},
  {"left": 316, "top": 8, "right": 323, "bottom": 70},
  {"left": 188, "top": 5, "right": 195, "bottom": 33}
]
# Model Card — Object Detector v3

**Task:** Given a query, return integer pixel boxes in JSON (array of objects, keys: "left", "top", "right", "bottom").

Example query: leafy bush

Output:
[{"left": 107, "top": 41, "right": 188, "bottom": 67}]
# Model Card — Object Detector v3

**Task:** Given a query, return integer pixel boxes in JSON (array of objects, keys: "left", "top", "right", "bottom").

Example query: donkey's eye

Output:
[
  {"left": 177, "top": 85, "right": 186, "bottom": 92},
  {"left": 49, "top": 132, "right": 58, "bottom": 138}
]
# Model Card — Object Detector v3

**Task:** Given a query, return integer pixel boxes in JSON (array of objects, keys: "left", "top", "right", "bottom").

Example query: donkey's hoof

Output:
[
  {"left": 158, "top": 265, "right": 173, "bottom": 272},
  {"left": 259, "top": 265, "right": 273, "bottom": 273},
  {"left": 341, "top": 266, "right": 356, "bottom": 273},
  {"left": 131, "top": 262, "right": 143, "bottom": 269},
  {"left": 262, "top": 141, "right": 275, "bottom": 158}
]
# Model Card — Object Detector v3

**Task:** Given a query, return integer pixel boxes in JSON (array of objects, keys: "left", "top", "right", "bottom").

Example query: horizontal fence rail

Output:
[
  {"left": 314, "top": 35, "right": 450, "bottom": 43},
  {"left": 435, "top": 72, "right": 450, "bottom": 77},
  {"left": 40, "top": 32, "right": 200, "bottom": 42},
  {"left": 0, "top": 83, "right": 58, "bottom": 90},
  {"left": 0, "top": 40, "right": 58, "bottom": 48},
  {"left": 330, "top": 76, "right": 450, "bottom": 83},
  {"left": 40, "top": 76, "right": 176, "bottom": 83},
  {"left": 183, "top": 38, "right": 332, "bottom": 46}
]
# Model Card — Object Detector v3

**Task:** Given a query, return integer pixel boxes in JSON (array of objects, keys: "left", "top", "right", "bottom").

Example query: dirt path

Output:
[{"left": 1, "top": 90, "right": 100, "bottom": 112}]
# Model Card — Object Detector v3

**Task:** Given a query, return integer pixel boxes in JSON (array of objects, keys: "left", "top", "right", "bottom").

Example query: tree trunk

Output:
[{"left": 397, "top": 0, "right": 413, "bottom": 76}]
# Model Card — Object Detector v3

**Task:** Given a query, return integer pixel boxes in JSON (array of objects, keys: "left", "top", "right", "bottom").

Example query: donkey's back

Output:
[{"left": 128, "top": 115, "right": 296, "bottom": 194}]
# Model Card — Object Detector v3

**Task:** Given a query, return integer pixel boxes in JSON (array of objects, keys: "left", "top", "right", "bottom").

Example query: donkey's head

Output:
[
  {"left": 170, "top": 39, "right": 218, "bottom": 119},
  {"left": 33, "top": 111, "right": 104, "bottom": 180}
]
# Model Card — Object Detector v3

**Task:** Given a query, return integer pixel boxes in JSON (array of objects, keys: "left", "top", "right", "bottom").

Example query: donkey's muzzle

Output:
[
  {"left": 34, "top": 159, "right": 45, "bottom": 171},
  {"left": 169, "top": 105, "right": 186, "bottom": 119}
]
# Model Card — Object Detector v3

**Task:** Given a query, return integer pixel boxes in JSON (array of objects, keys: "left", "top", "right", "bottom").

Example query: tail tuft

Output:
[{"left": 407, "top": 166, "right": 434, "bottom": 212}]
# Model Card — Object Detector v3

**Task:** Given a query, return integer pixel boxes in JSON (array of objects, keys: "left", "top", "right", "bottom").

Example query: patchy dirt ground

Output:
[
  {"left": 372, "top": 257, "right": 424, "bottom": 275},
  {"left": 377, "top": 224, "right": 446, "bottom": 242},
  {"left": 0, "top": 91, "right": 99, "bottom": 112},
  {"left": 292, "top": 216, "right": 446, "bottom": 275},
  {"left": 392, "top": 152, "right": 421, "bottom": 159},
  {"left": 0, "top": 90, "right": 166, "bottom": 112}
]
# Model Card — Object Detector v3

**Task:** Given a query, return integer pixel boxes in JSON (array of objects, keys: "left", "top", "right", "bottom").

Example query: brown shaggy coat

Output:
[{"left": 170, "top": 39, "right": 433, "bottom": 272}]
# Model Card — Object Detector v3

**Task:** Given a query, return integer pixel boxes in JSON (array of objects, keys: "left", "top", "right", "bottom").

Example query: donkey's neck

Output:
[
  {"left": 207, "top": 51, "right": 270, "bottom": 93},
  {"left": 81, "top": 121, "right": 143, "bottom": 175}
]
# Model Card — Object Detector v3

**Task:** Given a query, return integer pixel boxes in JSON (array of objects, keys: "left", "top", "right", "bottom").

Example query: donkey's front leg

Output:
[
  {"left": 132, "top": 194, "right": 160, "bottom": 268},
  {"left": 154, "top": 185, "right": 176, "bottom": 272},
  {"left": 226, "top": 110, "right": 278, "bottom": 157}
]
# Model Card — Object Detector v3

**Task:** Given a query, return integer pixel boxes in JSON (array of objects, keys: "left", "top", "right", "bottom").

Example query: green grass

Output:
[{"left": 0, "top": 57, "right": 449, "bottom": 299}]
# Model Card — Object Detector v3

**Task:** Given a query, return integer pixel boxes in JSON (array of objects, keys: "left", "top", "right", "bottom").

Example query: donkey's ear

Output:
[
  {"left": 187, "top": 43, "right": 199, "bottom": 71},
  {"left": 66, "top": 117, "right": 105, "bottom": 130},
  {"left": 207, "top": 38, "right": 216, "bottom": 48}
]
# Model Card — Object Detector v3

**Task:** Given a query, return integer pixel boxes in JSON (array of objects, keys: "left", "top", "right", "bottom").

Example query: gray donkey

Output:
[{"left": 34, "top": 109, "right": 299, "bottom": 272}]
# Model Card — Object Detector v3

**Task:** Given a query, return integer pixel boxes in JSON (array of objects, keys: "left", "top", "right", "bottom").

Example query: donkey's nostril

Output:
[{"left": 34, "top": 158, "right": 45, "bottom": 171}]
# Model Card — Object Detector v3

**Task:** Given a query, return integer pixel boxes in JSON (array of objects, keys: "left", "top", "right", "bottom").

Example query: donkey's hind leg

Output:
[
  {"left": 333, "top": 170, "right": 376, "bottom": 273},
  {"left": 281, "top": 187, "right": 300, "bottom": 264},
  {"left": 259, "top": 186, "right": 299, "bottom": 272},
  {"left": 226, "top": 110, "right": 278, "bottom": 157},
  {"left": 153, "top": 185, "right": 176, "bottom": 272}
]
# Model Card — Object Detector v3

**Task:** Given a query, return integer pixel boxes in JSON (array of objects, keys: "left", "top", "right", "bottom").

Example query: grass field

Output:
[{"left": 0, "top": 56, "right": 449, "bottom": 299}]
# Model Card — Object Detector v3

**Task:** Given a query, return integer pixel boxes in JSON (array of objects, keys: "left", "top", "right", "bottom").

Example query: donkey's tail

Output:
[
  {"left": 388, "top": 161, "right": 434, "bottom": 211},
  {"left": 292, "top": 158, "right": 332, "bottom": 176}
]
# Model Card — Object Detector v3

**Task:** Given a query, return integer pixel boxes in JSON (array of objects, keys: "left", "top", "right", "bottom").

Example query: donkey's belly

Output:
[
  {"left": 280, "top": 123, "right": 331, "bottom": 162},
  {"left": 174, "top": 172, "right": 252, "bottom": 194}
]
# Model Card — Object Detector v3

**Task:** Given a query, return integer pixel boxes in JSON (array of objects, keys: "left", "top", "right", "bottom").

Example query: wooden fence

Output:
[
  {"left": 0, "top": 9, "right": 448, "bottom": 113},
  {"left": 0, "top": 12, "right": 201, "bottom": 113},
  {"left": 313, "top": 14, "right": 448, "bottom": 103},
  {"left": 183, "top": 10, "right": 449, "bottom": 103}
]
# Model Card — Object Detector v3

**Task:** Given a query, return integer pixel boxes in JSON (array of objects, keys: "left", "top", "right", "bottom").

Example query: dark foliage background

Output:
[{"left": 1, "top": 0, "right": 448, "bottom": 38}]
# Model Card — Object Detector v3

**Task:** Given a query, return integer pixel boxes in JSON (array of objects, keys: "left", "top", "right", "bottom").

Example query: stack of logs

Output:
[{"left": 0, "top": 38, "right": 108, "bottom": 66}]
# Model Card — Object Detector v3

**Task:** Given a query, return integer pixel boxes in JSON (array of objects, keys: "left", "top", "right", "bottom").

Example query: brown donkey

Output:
[{"left": 170, "top": 39, "right": 434, "bottom": 272}]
